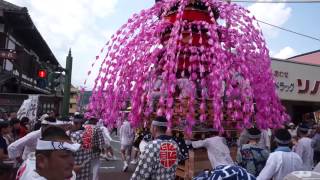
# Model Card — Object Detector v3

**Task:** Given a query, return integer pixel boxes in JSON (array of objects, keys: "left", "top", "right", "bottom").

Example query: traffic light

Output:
[
  {"left": 48, "top": 72, "right": 62, "bottom": 91},
  {"left": 38, "top": 69, "right": 47, "bottom": 78},
  {"left": 36, "top": 69, "right": 47, "bottom": 88}
]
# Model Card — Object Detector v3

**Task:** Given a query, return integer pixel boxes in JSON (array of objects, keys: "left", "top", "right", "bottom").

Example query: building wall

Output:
[
  {"left": 271, "top": 59, "right": 320, "bottom": 123},
  {"left": 271, "top": 59, "right": 320, "bottom": 102},
  {"left": 69, "top": 87, "right": 79, "bottom": 114}
]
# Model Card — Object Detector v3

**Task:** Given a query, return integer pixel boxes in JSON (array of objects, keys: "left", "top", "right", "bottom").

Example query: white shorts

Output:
[{"left": 104, "top": 138, "right": 111, "bottom": 148}]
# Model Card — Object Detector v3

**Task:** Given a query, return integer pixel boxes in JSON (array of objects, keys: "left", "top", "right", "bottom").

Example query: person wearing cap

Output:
[
  {"left": 0, "top": 120, "right": 10, "bottom": 161},
  {"left": 238, "top": 128, "right": 271, "bottom": 151},
  {"left": 131, "top": 116, "right": 180, "bottom": 180},
  {"left": 119, "top": 117, "right": 135, "bottom": 171},
  {"left": 82, "top": 117, "right": 105, "bottom": 180},
  {"left": 191, "top": 129, "right": 233, "bottom": 168},
  {"left": 294, "top": 124, "right": 314, "bottom": 170},
  {"left": 288, "top": 122, "right": 297, "bottom": 138},
  {"left": 8, "top": 117, "right": 57, "bottom": 161},
  {"left": 237, "top": 127, "right": 269, "bottom": 176},
  {"left": 287, "top": 122, "right": 298, "bottom": 148},
  {"left": 16, "top": 126, "right": 79, "bottom": 180},
  {"left": 70, "top": 114, "right": 92, "bottom": 180},
  {"left": 257, "top": 129, "right": 303, "bottom": 180}
]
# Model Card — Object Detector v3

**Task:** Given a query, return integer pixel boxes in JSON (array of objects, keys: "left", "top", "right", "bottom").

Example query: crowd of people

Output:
[
  {"left": 1, "top": 110, "right": 320, "bottom": 180},
  {"left": 120, "top": 117, "right": 320, "bottom": 180},
  {"left": 0, "top": 111, "right": 112, "bottom": 180},
  {"left": 192, "top": 123, "right": 320, "bottom": 180}
]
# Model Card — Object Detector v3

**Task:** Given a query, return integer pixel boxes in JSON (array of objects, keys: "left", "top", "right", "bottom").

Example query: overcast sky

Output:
[{"left": 7, "top": 0, "right": 320, "bottom": 89}]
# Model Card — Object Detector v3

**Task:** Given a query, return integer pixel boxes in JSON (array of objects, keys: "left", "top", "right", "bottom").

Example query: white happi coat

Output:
[
  {"left": 15, "top": 153, "right": 76, "bottom": 180},
  {"left": 119, "top": 121, "right": 134, "bottom": 146},
  {"left": 100, "top": 125, "right": 112, "bottom": 146},
  {"left": 257, "top": 151, "right": 303, "bottom": 180},
  {"left": 192, "top": 136, "right": 234, "bottom": 168},
  {"left": 294, "top": 137, "right": 314, "bottom": 170},
  {"left": 8, "top": 129, "right": 41, "bottom": 160}
]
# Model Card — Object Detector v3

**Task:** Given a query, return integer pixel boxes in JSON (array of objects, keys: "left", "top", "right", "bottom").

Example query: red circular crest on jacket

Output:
[{"left": 159, "top": 142, "right": 177, "bottom": 168}]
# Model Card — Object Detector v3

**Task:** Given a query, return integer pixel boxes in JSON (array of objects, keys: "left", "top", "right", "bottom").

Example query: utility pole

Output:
[{"left": 62, "top": 49, "right": 73, "bottom": 117}]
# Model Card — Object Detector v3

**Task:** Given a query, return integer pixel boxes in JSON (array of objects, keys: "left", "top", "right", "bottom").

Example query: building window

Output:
[
  {"left": 70, "top": 104, "right": 72, "bottom": 108},
  {"left": 4, "top": 60, "right": 13, "bottom": 71}
]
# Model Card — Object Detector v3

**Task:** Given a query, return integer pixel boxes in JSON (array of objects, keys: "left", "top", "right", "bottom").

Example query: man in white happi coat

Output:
[
  {"left": 16, "top": 126, "right": 79, "bottom": 180},
  {"left": 294, "top": 124, "right": 314, "bottom": 170},
  {"left": 131, "top": 116, "right": 180, "bottom": 180},
  {"left": 191, "top": 129, "right": 234, "bottom": 168},
  {"left": 257, "top": 129, "right": 303, "bottom": 180},
  {"left": 8, "top": 117, "right": 58, "bottom": 161},
  {"left": 119, "top": 117, "right": 135, "bottom": 171}
]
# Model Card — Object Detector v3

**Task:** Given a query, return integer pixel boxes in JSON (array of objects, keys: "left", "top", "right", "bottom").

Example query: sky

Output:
[{"left": 6, "top": 0, "right": 320, "bottom": 89}]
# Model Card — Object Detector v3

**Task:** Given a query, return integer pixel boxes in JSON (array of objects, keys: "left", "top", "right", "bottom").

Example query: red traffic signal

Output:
[{"left": 38, "top": 69, "right": 47, "bottom": 78}]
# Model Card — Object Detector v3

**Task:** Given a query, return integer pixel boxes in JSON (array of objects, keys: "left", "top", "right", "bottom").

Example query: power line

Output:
[
  {"left": 224, "top": 0, "right": 320, "bottom": 41},
  {"left": 256, "top": 20, "right": 320, "bottom": 42},
  {"left": 229, "top": 0, "right": 320, "bottom": 3}
]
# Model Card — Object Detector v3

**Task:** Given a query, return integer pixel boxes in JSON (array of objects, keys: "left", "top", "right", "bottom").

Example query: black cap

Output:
[
  {"left": 275, "top": 129, "right": 291, "bottom": 145},
  {"left": 298, "top": 124, "right": 309, "bottom": 134},
  {"left": 0, "top": 120, "right": 9, "bottom": 129}
]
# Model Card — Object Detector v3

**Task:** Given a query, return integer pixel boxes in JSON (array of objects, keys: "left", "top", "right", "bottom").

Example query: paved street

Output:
[{"left": 98, "top": 134, "right": 136, "bottom": 180}]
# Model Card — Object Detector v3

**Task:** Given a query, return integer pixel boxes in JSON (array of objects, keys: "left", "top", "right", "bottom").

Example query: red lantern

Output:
[{"left": 38, "top": 69, "right": 47, "bottom": 78}]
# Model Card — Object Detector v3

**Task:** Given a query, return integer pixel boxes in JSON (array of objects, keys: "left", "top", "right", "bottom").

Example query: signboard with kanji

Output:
[
  {"left": 17, "top": 95, "right": 39, "bottom": 122},
  {"left": 271, "top": 59, "right": 320, "bottom": 102}
]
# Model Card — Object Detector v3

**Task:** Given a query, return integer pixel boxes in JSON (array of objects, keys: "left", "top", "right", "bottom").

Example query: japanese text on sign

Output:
[
  {"left": 297, "top": 79, "right": 320, "bottom": 95},
  {"left": 275, "top": 82, "right": 294, "bottom": 92},
  {"left": 273, "top": 70, "right": 288, "bottom": 78}
]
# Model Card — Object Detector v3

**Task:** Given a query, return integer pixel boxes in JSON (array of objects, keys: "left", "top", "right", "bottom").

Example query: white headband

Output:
[
  {"left": 41, "top": 120, "right": 58, "bottom": 125},
  {"left": 151, "top": 120, "right": 167, "bottom": 127},
  {"left": 56, "top": 120, "right": 73, "bottom": 125},
  {"left": 248, "top": 134, "right": 261, "bottom": 139},
  {"left": 36, "top": 140, "right": 80, "bottom": 152},
  {"left": 41, "top": 120, "right": 72, "bottom": 126}
]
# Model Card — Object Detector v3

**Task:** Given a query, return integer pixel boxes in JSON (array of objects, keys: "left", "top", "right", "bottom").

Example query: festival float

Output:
[{"left": 84, "top": 0, "right": 290, "bottom": 178}]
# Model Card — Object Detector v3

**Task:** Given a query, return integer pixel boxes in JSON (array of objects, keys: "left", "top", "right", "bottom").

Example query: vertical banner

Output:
[{"left": 17, "top": 95, "right": 39, "bottom": 122}]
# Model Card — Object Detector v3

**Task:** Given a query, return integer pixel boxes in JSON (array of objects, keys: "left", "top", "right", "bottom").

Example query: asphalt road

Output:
[{"left": 98, "top": 134, "right": 136, "bottom": 180}]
